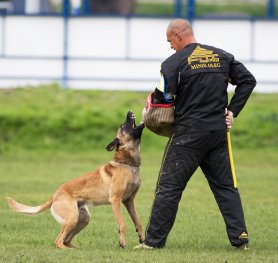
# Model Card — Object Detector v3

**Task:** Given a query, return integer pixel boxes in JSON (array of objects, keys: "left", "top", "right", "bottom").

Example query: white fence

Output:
[{"left": 0, "top": 16, "right": 277, "bottom": 92}]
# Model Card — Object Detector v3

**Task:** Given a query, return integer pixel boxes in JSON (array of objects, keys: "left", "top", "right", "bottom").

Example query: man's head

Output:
[{"left": 166, "top": 19, "right": 196, "bottom": 52}]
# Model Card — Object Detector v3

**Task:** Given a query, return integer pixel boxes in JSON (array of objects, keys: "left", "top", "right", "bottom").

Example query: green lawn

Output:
[
  {"left": 0, "top": 86, "right": 277, "bottom": 262},
  {"left": 0, "top": 147, "right": 277, "bottom": 262}
]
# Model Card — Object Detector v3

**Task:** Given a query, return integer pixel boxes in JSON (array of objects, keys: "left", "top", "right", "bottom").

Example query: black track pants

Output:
[{"left": 144, "top": 129, "right": 248, "bottom": 248}]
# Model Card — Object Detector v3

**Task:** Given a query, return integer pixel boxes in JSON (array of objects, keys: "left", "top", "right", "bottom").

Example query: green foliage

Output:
[
  {"left": 0, "top": 84, "right": 277, "bottom": 154},
  {"left": 0, "top": 84, "right": 167, "bottom": 153},
  {"left": 231, "top": 92, "right": 278, "bottom": 148},
  {"left": 135, "top": 1, "right": 275, "bottom": 17},
  {"left": 135, "top": 2, "right": 175, "bottom": 16},
  {"left": 195, "top": 2, "right": 268, "bottom": 17}
]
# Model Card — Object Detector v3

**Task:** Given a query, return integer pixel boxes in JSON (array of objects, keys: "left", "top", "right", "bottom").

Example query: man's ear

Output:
[{"left": 106, "top": 138, "right": 120, "bottom": 151}]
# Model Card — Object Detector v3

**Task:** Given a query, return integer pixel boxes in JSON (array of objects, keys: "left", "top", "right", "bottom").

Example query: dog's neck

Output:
[{"left": 114, "top": 147, "right": 141, "bottom": 168}]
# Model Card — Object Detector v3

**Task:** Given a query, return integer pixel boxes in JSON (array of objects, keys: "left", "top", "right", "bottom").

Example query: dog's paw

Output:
[
  {"left": 56, "top": 243, "right": 71, "bottom": 249},
  {"left": 139, "top": 236, "right": 145, "bottom": 244},
  {"left": 64, "top": 243, "right": 78, "bottom": 249},
  {"left": 119, "top": 240, "right": 126, "bottom": 249}
]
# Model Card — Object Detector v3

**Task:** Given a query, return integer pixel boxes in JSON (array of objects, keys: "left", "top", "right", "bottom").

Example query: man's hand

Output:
[{"left": 226, "top": 110, "right": 234, "bottom": 130}]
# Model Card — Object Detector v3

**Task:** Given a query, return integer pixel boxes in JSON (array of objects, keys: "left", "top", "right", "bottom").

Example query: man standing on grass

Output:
[{"left": 134, "top": 19, "right": 256, "bottom": 250}]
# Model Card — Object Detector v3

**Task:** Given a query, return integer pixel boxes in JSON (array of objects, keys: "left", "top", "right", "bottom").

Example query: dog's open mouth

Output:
[
  {"left": 130, "top": 112, "right": 136, "bottom": 128},
  {"left": 129, "top": 111, "right": 144, "bottom": 129}
]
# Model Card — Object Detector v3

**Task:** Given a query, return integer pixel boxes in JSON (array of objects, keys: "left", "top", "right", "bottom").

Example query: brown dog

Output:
[{"left": 7, "top": 111, "right": 145, "bottom": 249}]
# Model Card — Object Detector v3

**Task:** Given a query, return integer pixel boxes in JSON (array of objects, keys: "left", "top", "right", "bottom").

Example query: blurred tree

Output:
[{"left": 90, "top": 0, "right": 135, "bottom": 15}]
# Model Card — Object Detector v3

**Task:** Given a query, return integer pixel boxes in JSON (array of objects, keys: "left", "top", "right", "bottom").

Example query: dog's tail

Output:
[{"left": 6, "top": 197, "right": 52, "bottom": 215}]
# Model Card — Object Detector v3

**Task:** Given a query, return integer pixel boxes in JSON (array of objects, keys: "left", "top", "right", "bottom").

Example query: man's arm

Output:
[
  {"left": 227, "top": 59, "right": 256, "bottom": 117},
  {"left": 155, "top": 57, "right": 180, "bottom": 102}
]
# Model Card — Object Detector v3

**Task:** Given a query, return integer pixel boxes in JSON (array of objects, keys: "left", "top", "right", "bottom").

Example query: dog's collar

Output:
[{"left": 114, "top": 160, "right": 140, "bottom": 168}]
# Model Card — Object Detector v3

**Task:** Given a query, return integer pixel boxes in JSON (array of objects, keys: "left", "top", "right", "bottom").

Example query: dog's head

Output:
[{"left": 106, "top": 111, "right": 144, "bottom": 152}]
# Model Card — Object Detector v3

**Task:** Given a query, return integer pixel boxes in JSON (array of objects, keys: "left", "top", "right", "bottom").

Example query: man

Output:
[{"left": 135, "top": 19, "right": 256, "bottom": 250}]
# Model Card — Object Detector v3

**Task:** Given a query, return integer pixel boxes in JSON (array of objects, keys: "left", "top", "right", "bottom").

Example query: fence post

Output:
[
  {"left": 187, "top": 0, "right": 195, "bottom": 22},
  {"left": 83, "top": 0, "right": 90, "bottom": 15},
  {"left": 175, "top": 0, "right": 182, "bottom": 17},
  {"left": 267, "top": 0, "right": 275, "bottom": 18},
  {"left": 62, "top": 0, "right": 70, "bottom": 89}
]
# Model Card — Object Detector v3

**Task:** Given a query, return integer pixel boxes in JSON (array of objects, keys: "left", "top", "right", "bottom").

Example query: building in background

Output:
[
  {"left": 0, "top": 0, "right": 13, "bottom": 14},
  {"left": 12, "top": 0, "right": 53, "bottom": 14}
]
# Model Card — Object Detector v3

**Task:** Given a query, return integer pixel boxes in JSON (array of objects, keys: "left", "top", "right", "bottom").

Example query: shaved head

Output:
[
  {"left": 167, "top": 19, "right": 193, "bottom": 36},
  {"left": 166, "top": 19, "right": 196, "bottom": 52}
]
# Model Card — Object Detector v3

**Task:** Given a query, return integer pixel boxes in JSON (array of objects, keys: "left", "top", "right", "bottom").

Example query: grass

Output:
[
  {"left": 0, "top": 85, "right": 277, "bottom": 262},
  {"left": 0, "top": 85, "right": 277, "bottom": 153},
  {"left": 134, "top": 1, "right": 277, "bottom": 18},
  {"left": 52, "top": 1, "right": 278, "bottom": 18},
  {"left": 0, "top": 84, "right": 168, "bottom": 152},
  {"left": 195, "top": 3, "right": 268, "bottom": 17},
  {"left": 0, "top": 148, "right": 278, "bottom": 262}
]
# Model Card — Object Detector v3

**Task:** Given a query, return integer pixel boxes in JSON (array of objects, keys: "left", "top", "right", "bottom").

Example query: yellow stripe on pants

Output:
[{"left": 227, "top": 130, "right": 238, "bottom": 189}]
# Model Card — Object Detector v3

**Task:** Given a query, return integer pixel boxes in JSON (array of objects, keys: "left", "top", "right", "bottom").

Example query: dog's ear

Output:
[{"left": 106, "top": 138, "right": 120, "bottom": 151}]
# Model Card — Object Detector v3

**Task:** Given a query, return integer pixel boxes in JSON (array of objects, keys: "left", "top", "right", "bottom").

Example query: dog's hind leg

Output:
[
  {"left": 51, "top": 197, "right": 79, "bottom": 249},
  {"left": 64, "top": 205, "right": 91, "bottom": 248},
  {"left": 123, "top": 196, "right": 144, "bottom": 244},
  {"left": 110, "top": 197, "right": 126, "bottom": 248}
]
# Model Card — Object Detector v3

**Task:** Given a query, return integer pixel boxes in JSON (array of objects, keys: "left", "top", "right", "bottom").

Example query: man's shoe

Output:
[
  {"left": 236, "top": 244, "right": 249, "bottom": 251},
  {"left": 133, "top": 243, "right": 154, "bottom": 250}
]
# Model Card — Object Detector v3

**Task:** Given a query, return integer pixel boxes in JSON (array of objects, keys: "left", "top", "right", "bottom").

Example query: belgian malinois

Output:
[{"left": 7, "top": 111, "right": 145, "bottom": 249}]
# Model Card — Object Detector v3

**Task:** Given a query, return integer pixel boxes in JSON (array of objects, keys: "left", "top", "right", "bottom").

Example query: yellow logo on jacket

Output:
[{"left": 188, "top": 45, "right": 221, "bottom": 70}]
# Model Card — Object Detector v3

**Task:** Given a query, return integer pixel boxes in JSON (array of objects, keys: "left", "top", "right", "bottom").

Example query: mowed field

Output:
[{"left": 0, "top": 86, "right": 277, "bottom": 262}]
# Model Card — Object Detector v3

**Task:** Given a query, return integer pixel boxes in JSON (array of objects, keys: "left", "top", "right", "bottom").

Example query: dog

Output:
[{"left": 7, "top": 111, "right": 145, "bottom": 249}]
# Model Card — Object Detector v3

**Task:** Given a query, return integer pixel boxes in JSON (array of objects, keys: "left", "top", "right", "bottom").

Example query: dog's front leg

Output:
[
  {"left": 123, "top": 197, "right": 144, "bottom": 244},
  {"left": 110, "top": 197, "right": 126, "bottom": 248}
]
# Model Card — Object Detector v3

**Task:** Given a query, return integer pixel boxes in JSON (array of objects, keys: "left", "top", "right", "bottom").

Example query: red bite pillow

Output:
[{"left": 142, "top": 92, "right": 174, "bottom": 137}]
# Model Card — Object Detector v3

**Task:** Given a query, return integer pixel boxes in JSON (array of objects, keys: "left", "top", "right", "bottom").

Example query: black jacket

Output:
[{"left": 155, "top": 43, "right": 256, "bottom": 131}]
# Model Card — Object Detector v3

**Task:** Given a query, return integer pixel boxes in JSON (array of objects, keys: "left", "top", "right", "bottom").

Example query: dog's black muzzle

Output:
[{"left": 121, "top": 111, "right": 144, "bottom": 139}]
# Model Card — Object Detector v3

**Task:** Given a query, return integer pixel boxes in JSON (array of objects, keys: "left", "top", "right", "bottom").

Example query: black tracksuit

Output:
[{"left": 144, "top": 43, "right": 256, "bottom": 248}]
